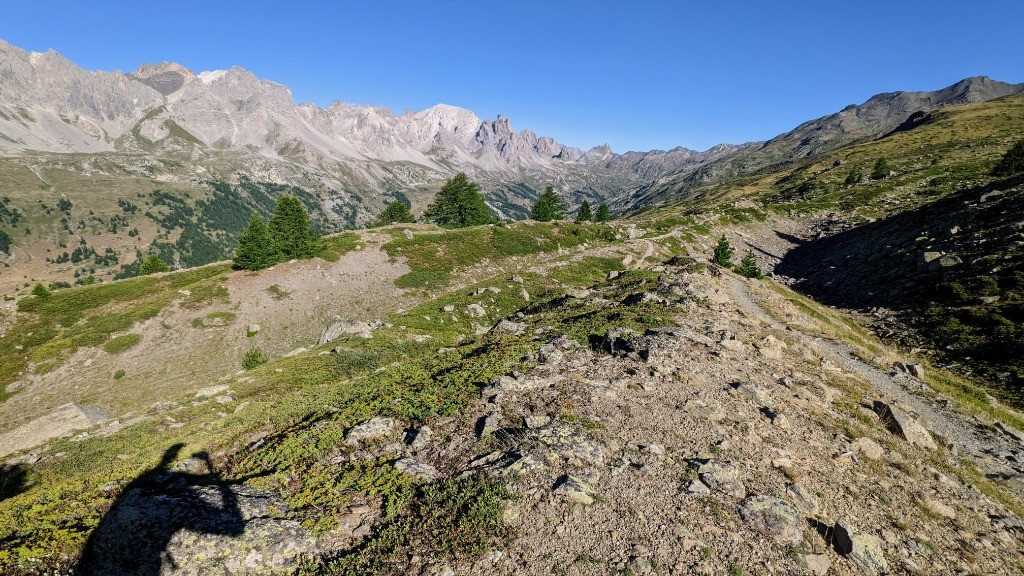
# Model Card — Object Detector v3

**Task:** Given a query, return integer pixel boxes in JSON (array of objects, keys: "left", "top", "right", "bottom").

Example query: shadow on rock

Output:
[
  {"left": 0, "top": 463, "right": 31, "bottom": 502},
  {"left": 76, "top": 443, "right": 315, "bottom": 576}
]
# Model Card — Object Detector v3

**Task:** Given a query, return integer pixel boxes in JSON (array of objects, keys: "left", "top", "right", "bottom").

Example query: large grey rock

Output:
[
  {"left": 739, "top": 495, "right": 803, "bottom": 546},
  {"left": 834, "top": 522, "right": 887, "bottom": 575},
  {"left": 394, "top": 457, "right": 439, "bottom": 481},
  {"left": 0, "top": 403, "right": 107, "bottom": 456},
  {"left": 552, "top": 475, "right": 595, "bottom": 505},
  {"left": 318, "top": 316, "right": 374, "bottom": 345},
  {"left": 873, "top": 400, "right": 937, "bottom": 450}
]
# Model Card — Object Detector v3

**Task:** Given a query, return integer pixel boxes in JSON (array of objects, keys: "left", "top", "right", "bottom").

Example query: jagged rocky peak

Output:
[{"left": 130, "top": 62, "right": 196, "bottom": 96}]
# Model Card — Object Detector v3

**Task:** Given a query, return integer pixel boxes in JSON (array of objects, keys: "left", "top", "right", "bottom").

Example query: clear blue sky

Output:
[{"left": 2, "top": 1, "right": 1021, "bottom": 152}]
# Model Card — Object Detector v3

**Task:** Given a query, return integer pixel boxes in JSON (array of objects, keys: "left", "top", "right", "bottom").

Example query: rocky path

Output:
[{"left": 726, "top": 274, "right": 1024, "bottom": 498}]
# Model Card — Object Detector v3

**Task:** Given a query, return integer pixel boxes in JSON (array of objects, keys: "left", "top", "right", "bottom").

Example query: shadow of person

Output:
[
  {"left": 0, "top": 463, "right": 31, "bottom": 502},
  {"left": 76, "top": 443, "right": 247, "bottom": 575}
]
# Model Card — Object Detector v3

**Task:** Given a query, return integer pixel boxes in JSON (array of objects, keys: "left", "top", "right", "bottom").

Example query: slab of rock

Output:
[
  {"left": 834, "top": 522, "right": 887, "bottom": 575},
  {"left": 850, "top": 437, "right": 885, "bottom": 461},
  {"left": 684, "top": 399, "right": 725, "bottom": 422},
  {"left": 0, "top": 403, "right": 107, "bottom": 456},
  {"left": 533, "top": 423, "right": 604, "bottom": 465},
  {"left": 465, "top": 304, "right": 486, "bottom": 318},
  {"left": 394, "top": 457, "right": 439, "bottom": 481},
  {"left": 195, "top": 384, "right": 230, "bottom": 399},
  {"left": 492, "top": 319, "right": 526, "bottom": 335},
  {"left": 697, "top": 460, "right": 746, "bottom": 498},
  {"left": 740, "top": 495, "right": 803, "bottom": 546},
  {"left": 733, "top": 382, "right": 772, "bottom": 407},
  {"left": 785, "top": 483, "right": 820, "bottom": 516},
  {"left": 319, "top": 316, "right": 374, "bottom": 345},
  {"left": 402, "top": 229, "right": 414, "bottom": 240},
  {"left": 78, "top": 483, "right": 315, "bottom": 575},
  {"left": 553, "top": 475, "right": 595, "bottom": 505},
  {"left": 799, "top": 554, "right": 831, "bottom": 576},
  {"left": 344, "top": 417, "right": 398, "bottom": 446},
  {"left": 873, "top": 400, "right": 937, "bottom": 450}
]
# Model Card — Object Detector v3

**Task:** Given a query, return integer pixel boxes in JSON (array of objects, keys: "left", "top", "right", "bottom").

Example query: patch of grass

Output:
[
  {"left": 267, "top": 284, "right": 291, "bottom": 300},
  {"left": 384, "top": 221, "right": 617, "bottom": 290},
  {"left": 547, "top": 256, "right": 625, "bottom": 285},
  {"left": 318, "top": 232, "right": 360, "bottom": 263},
  {"left": 113, "top": 369, "right": 125, "bottom": 380},
  {"left": 102, "top": 333, "right": 141, "bottom": 354},
  {"left": 0, "top": 264, "right": 229, "bottom": 394}
]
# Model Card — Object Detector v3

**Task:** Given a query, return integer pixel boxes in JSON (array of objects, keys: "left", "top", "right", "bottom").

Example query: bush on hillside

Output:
[
  {"left": 242, "top": 346, "right": 269, "bottom": 370},
  {"left": 374, "top": 201, "right": 416, "bottom": 226},
  {"left": 138, "top": 255, "right": 169, "bottom": 276}
]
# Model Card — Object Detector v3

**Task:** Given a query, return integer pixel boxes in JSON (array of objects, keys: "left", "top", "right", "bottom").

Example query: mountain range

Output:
[{"left": 4, "top": 37, "right": 1021, "bottom": 217}]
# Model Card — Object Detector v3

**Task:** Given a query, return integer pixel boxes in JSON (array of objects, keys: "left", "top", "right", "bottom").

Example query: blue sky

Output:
[{"left": 2, "top": 1, "right": 1021, "bottom": 152}]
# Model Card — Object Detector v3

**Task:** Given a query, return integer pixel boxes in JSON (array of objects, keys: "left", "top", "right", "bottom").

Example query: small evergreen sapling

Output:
[
  {"left": 233, "top": 212, "right": 279, "bottom": 271},
  {"left": 530, "top": 186, "right": 567, "bottom": 222},
  {"left": 737, "top": 250, "right": 764, "bottom": 279},
  {"left": 595, "top": 203, "right": 612, "bottom": 222},
  {"left": 712, "top": 234, "right": 733, "bottom": 267}
]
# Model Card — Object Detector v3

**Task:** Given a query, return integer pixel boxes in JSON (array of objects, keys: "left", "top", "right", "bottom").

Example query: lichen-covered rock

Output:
[
  {"left": 532, "top": 422, "right": 604, "bottom": 465},
  {"left": 394, "top": 457, "right": 439, "bottom": 481},
  {"left": 344, "top": 417, "right": 398, "bottom": 446},
  {"left": 834, "top": 522, "right": 887, "bottom": 575},
  {"left": 739, "top": 495, "right": 803, "bottom": 546},
  {"left": 697, "top": 460, "right": 746, "bottom": 498},
  {"left": 318, "top": 316, "right": 374, "bottom": 345},
  {"left": 553, "top": 475, "right": 595, "bottom": 505}
]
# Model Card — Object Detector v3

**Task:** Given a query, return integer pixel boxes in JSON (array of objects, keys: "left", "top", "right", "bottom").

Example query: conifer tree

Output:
[
  {"left": 233, "top": 212, "right": 279, "bottom": 270},
  {"left": 595, "top": 203, "right": 612, "bottom": 222},
  {"left": 424, "top": 173, "right": 492, "bottom": 227},
  {"left": 138, "top": 255, "right": 169, "bottom": 276},
  {"left": 269, "top": 195, "right": 319, "bottom": 259},
  {"left": 530, "top": 186, "right": 567, "bottom": 222},
  {"left": 374, "top": 201, "right": 416, "bottom": 226},
  {"left": 992, "top": 139, "right": 1024, "bottom": 177},
  {"left": 575, "top": 200, "right": 593, "bottom": 223},
  {"left": 737, "top": 250, "right": 764, "bottom": 279},
  {"left": 712, "top": 234, "right": 733, "bottom": 267},
  {"left": 870, "top": 158, "right": 891, "bottom": 179}
]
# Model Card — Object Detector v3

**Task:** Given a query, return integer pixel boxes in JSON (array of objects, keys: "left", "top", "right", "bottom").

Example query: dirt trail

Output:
[{"left": 726, "top": 274, "right": 1024, "bottom": 494}]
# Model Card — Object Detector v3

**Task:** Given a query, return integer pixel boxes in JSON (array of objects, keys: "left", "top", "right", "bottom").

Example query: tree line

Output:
[{"left": 372, "top": 172, "right": 612, "bottom": 228}]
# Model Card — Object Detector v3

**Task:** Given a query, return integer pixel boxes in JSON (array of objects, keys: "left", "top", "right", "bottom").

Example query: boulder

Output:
[
  {"left": 872, "top": 401, "right": 937, "bottom": 450},
  {"left": 739, "top": 495, "right": 803, "bottom": 546},
  {"left": 697, "top": 460, "right": 746, "bottom": 498},
  {"left": 394, "top": 457, "right": 439, "bottom": 481},
  {"left": 850, "top": 437, "right": 884, "bottom": 461},
  {"left": 465, "top": 304, "right": 486, "bottom": 318},
  {"left": 492, "top": 319, "right": 526, "bottom": 335},
  {"left": 833, "top": 522, "right": 887, "bottom": 575},
  {"left": 552, "top": 475, "right": 595, "bottom": 505},
  {"left": 318, "top": 316, "right": 374, "bottom": 345},
  {"left": 344, "top": 417, "right": 398, "bottom": 446},
  {"left": 402, "top": 229, "right": 414, "bottom": 240}
]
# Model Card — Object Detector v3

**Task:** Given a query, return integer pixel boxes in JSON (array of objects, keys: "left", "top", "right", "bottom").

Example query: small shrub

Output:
[
  {"left": 242, "top": 346, "right": 268, "bottom": 370},
  {"left": 113, "top": 369, "right": 126, "bottom": 380},
  {"left": 31, "top": 283, "right": 50, "bottom": 298},
  {"left": 138, "top": 255, "right": 169, "bottom": 276}
]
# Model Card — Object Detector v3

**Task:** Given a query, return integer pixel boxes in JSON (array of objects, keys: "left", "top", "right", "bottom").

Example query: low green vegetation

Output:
[
  {"left": 384, "top": 221, "right": 617, "bottom": 290},
  {"left": 138, "top": 255, "right": 169, "bottom": 276},
  {"left": 102, "top": 333, "right": 141, "bottom": 354},
  {"left": 1, "top": 264, "right": 229, "bottom": 393}
]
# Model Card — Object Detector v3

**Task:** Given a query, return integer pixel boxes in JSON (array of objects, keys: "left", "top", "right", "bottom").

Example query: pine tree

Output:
[
  {"left": 595, "top": 203, "right": 612, "bottom": 222},
  {"left": 736, "top": 250, "right": 764, "bottom": 279},
  {"left": 530, "top": 186, "right": 567, "bottom": 222},
  {"left": 374, "top": 201, "right": 416, "bottom": 226},
  {"left": 269, "top": 196, "right": 319, "bottom": 259},
  {"left": 712, "top": 234, "right": 733, "bottom": 267},
  {"left": 138, "top": 255, "right": 169, "bottom": 276},
  {"left": 233, "top": 212, "right": 279, "bottom": 270},
  {"left": 992, "top": 139, "right": 1024, "bottom": 177},
  {"left": 870, "top": 158, "right": 891, "bottom": 179},
  {"left": 424, "top": 173, "right": 492, "bottom": 227},
  {"left": 575, "top": 200, "right": 593, "bottom": 223}
]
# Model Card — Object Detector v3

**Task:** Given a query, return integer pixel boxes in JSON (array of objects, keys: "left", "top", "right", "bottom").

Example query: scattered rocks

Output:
[
  {"left": 834, "top": 522, "right": 887, "bottom": 575},
  {"left": 873, "top": 400, "right": 937, "bottom": 450},
  {"left": 739, "top": 495, "right": 803, "bottom": 546}
]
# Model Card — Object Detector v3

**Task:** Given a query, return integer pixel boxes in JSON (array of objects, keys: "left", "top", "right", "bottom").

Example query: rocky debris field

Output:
[{"left": 296, "top": 260, "right": 1024, "bottom": 574}]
